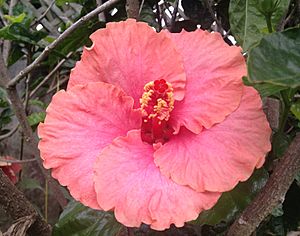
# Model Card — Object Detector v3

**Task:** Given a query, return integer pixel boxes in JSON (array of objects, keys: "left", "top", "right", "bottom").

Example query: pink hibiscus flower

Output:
[{"left": 38, "top": 19, "right": 271, "bottom": 230}]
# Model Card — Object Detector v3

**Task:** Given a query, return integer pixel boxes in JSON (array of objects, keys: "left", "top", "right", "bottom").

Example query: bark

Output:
[{"left": 0, "top": 170, "right": 51, "bottom": 236}]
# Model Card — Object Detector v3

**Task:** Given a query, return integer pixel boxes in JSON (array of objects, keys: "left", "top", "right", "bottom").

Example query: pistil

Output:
[{"left": 140, "top": 79, "right": 174, "bottom": 144}]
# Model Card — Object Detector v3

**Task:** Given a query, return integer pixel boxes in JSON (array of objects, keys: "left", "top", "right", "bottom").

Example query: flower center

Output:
[{"left": 140, "top": 79, "right": 174, "bottom": 144}]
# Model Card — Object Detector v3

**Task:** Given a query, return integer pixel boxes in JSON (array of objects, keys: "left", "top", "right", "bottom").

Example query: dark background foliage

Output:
[{"left": 0, "top": 0, "right": 300, "bottom": 235}]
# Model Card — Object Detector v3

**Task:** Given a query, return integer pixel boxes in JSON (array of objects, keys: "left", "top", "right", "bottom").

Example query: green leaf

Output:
[
  {"left": 53, "top": 201, "right": 123, "bottom": 236},
  {"left": 0, "top": 23, "right": 47, "bottom": 44},
  {"left": 4, "top": 13, "right": 26, "bottom": 23},
  {"left": 7, "top": 44, "right": 24, "bottom": 66},
  {"left": 139, "top": 2, "right": 158, "bottom": 29},
  {"left": 243, "top": 76, "right": 285, "bottom": 97},
  {"left": 193, "top": 168, "right": 269, "bottom": 225},
  {"left": 272, "top": 132, "right": 291, "bottom": 157},
  {"left": 0, "top": 88, "right": 9, "bottom": 108},
  {"left": 27, "top": 112, "right": 46, "bottom": 126},
  {"left": 291, "top": 102, "right": 300, "bottom": 120},
  {"left": 0, "top": 108, "right": 13, "bottom": 127},
  {"left": 248, "top": 27, "right": 300, "bottom": 88},
  {"left": 18, "top": 178, "right": 44, "bottom": 192},
  {"left": 229, "top": 0, "right": 291, "bottom": 51}
]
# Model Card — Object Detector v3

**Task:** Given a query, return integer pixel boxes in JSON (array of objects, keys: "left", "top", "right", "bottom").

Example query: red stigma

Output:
[{"left": 154, "top": 79, "right": 168, "bottom": 94}]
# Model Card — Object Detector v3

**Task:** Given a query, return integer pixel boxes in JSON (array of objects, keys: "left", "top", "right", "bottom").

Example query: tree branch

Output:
[
  {"left": 126, "top": 0, "right": 140, "bottom": 19},
  {"left": 227, "top": 133, "right": 300, "bottom": 236},
  {"left": 0, "top": 169, "right": 51, "bottom": 236},
  {"left": 6, "top": 0, "right": 121, "bottom": 88}
]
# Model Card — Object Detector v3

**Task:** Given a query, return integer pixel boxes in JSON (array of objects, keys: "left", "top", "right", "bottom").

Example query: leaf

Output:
[
  {"left": 0, "top": 23, "right": 47, "bottom": 44},
  {"left": 193, "top": 168, "right": 269, "bottom": 225},
  {"left": 4, "top": 13, "right": 26, "bottom": 23},
  {"left": 0, "top": 108, "right": 13, "bottom": 127},
  {"left": 229, "top": 0, "right": 291, "bottom": 51},
  {"left": 18, "top": 178, "right": 44, "bottom": 192},
  {"left": 139, "top": 2, "right": 158, "bottom": 29},
  {"left": 247, "top": 27, "right": 300, "bottom": 88},
  {"left": 7, "top": 44, "right": 24, "bottom": 66},
  {"left": 272, "top": 132, "right": 291, "bottom": 157},
  {"left": 291, "top": 102, "right": 300, "bottom": 120},
  {"left": 0, "top": 88, "right": 9, "bottom": 108},
  {"left": 243, "top": 76, "right": 285, "bottom": 97},
  {"left": 53, "top": 201, "right": 123, "bottom": 236},
  {"left": 27, "top": 112, "right": 46, "bottom": 126}
]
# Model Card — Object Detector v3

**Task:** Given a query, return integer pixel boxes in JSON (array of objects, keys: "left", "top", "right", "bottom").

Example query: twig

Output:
[
  {"left": 163, "top": 1, "right": 173, "bottom": 17},
  {"left": 169, "top": 0, "right": 179, "bottom": 32},
  {"left": 161, "top": 4, "right": 171, "bottom": 28},
  {"left": 138, "top": 0, "right": 145, "bottom": 16},
  {"left": 29, "top": 52, "right": 73, "bottom": 98},
  {"left": 6, "top": 0, "right": 121, "bottom": 88},
  {"left": 0, "top": 157, "right": 37, "bottom": 164},
  {"left": 0, "top": 169, "right": 51, "bottom": 235},
  {"left": 0, "top": 125, "right": 19, "bottom": 141},
  {"left": 227, "top": 133, "right": 300, "bottom": 236},
  {"left": 126, "top": 0, "right": 140, "bottom": 19},
  {"left": 30, "top": 0, "right": 56, "bottom": 27},
  {"left": 46, "top": 76, "right": 68, "bottom": 95}
]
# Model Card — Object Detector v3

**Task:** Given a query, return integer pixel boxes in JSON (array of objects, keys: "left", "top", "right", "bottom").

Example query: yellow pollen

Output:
[{"left": 140, "top": 80, "right": 174, "bottom": 122}]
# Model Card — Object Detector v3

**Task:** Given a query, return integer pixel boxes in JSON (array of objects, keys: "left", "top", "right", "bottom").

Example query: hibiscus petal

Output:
[
  {"left": 164, "top": 30, "right": 245, "bottom": 134},
  {"left": 68, "top": 19, "right": 186, "bottom": 107},
  {"left": 38, "top": 82, "right": 141, "bottom": 209},
  {"left": 94, "top": 130, "right": 220, "bottom": 230},
  {"left": 154, "top": 87, "right": 271, "bottom": 192}
]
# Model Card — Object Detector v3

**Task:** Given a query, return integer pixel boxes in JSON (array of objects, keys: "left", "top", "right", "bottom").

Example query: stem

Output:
[
  {"left": 45, "top": 179, "right": 48, "bottom": 223},
  {"left": 265, "top": 14, "right": 273, "bottom": 33}
]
